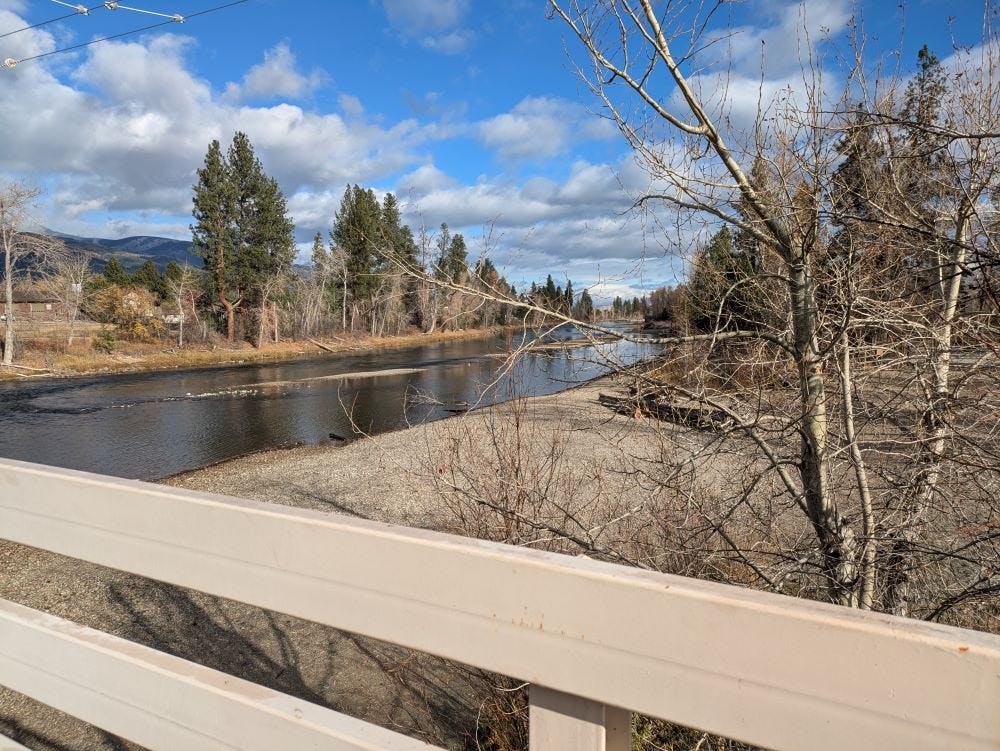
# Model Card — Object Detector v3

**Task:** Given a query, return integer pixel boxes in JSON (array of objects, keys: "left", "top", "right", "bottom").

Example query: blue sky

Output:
[{"left": 0, "top": 0, "right": 991, "bottom": 300}]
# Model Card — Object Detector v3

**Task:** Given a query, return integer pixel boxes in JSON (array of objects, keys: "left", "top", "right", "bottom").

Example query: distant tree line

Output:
[
  {"left": 183, "top": 134, "right": 602, "bottom": 342},
  {"left": 1, "top": 131, "right": 609, "bottom": 355}
]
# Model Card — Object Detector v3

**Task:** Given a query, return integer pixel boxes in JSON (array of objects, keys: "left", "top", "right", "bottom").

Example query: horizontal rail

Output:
[
  {"left": 0, "top": 598, "right": 439, "bottom": 751},
  {"left": 2, "top": 458, "right": 1000, "bottom": 750}
]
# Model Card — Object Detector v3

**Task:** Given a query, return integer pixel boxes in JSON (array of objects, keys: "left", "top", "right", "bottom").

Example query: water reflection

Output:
[{"left": 0, "top": 324, "right": 653, "bottom": 479}]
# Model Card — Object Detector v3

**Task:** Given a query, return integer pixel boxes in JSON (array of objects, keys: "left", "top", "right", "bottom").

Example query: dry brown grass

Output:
[{"left": 0, "top": 326, "right": 514, "bottom": 380}]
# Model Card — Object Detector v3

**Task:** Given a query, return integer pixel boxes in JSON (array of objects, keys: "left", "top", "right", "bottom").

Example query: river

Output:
[{"left": 0, "top": 324, "right": 651, "bottom": 480}]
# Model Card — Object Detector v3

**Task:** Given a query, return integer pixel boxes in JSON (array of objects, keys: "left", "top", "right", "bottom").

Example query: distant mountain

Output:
[{"left": 48, "top": 231, "right": 199, "bottom": 272}]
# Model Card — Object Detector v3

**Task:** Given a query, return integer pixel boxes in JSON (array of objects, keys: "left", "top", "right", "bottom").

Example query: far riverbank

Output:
[{"left": 0, "top": 325, "right": 518, "bottom": 382}]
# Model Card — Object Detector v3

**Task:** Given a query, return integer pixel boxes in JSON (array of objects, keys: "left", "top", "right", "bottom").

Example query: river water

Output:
[{"left": 0, "top": 324, "right": 651, "bottom": 480}]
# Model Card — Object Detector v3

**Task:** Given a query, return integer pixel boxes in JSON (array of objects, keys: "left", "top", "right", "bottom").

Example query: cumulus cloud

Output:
[
  {"left": 338, "top": 93, "right": 364, "bottom": 117},
  {"left": 477, "top": 96, "right": 616, "bottom": 161},
  {"left": 0, "top": 20, "right": 440, "bottom": 231},
  {"left": 222, "top": 43, "right": 327, "bottom": 103},
  {"left": 391, "top": 156, "right": 689, "bottom": 289},
  {"left": 0, "top": 8, "right": 686, "bottom": 289},
  {"left": 673, "top": 0, "right": 852, "bottom": 133}
]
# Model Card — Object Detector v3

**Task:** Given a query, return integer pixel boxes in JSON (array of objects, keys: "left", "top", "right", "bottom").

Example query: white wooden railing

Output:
[{"left": 0, "top": 457, "right": 998, "bottom": 751}]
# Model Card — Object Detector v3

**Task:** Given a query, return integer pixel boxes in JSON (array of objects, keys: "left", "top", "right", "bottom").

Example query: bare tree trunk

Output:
[
  {"left": 66, "top": 289, "right": 80, "bottom": 347},
  {"left": 839, "top": 330, "right": 876, "bottom": 610},
  {"left": 221, "top": 292, "right": 239, "bottom": 343},
  {"left": 3, "top": 248, "right": 13, "bottom": 365},
  {"left": 885, "top": 210, "right": 971, "bottom": 616},
  {"left": 342, "top": 275, "right": 348, "bottom": 332},
  {"left": 788, "top": 257, "right": 860, "bottom": 605}
]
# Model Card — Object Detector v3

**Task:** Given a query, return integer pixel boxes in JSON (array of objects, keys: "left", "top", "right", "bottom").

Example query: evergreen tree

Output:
[
  {"left": 191, "top": 133, "right": 295, "bottom": 342},
  {"left": 436, "top": 225, "right": 467, "bottom": 282},
  {"left": 574, "top": 288, "right": 594, "bottom": 321},
  {"left": 380, "top": 193, "right": 418, "bottom": 270},
  {"left": 333, "top": 184, "right": 381, "bottom": 306},
  {"left": 164, "top": 260, "right": 183, "bottom": 284},
  {"left": 687, "top": 226, "right": 764, "bottom": 333},
  {"left": 900, "top": 45, "right": 950, "bottom": 281},
  {"left": 102, "top": 257, "right": 131, "bottom": 287},
  {"left": 476, "top": 256, "right": 498, "bottom": 281},
  {"left": 544, "top": 274, "right": 558, "bottom": 306},
  {"left": 311, "top": 231, "right": 328, "bottom": 272},
  {"left": 564, "top": 279, "right": 574, "bottom": 313},
  {"left": 249, "top": 173, "right": 295, "bottom": 295},
  {"left": 133, "top": 260, "right": 167, "bottom": 302},
  {"left": 191, "top": 138, "right": 238, "bottom": 340},
  {"left": 380, "top": 193, "right": 419, "bottom": 325}
]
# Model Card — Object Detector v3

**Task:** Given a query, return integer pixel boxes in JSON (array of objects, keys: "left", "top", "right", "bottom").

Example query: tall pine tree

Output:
[
  {"left": 191, "top": 133, "right": 294, "bottom": 342},
  {"left": 333, "top": 184, "right": 382, "bottom": 312}
]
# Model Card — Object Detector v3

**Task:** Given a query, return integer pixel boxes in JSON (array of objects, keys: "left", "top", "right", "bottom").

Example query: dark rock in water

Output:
[{"left": 329, "top": 432, "right": 346, "bottom": 441}]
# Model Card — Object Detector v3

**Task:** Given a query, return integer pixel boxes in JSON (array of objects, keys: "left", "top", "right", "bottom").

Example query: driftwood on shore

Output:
[
  {"left": 306, "top": 337, "right": 337, "bottom": 353},
  {"left": 528, "top": 335, "right": 619, "bottom": 352},
  {"left": 598, "top": 390, "right": 734, "bottom": 430},
  {"left": 1, "top": 363, "right": 54, "bottom": 373}
]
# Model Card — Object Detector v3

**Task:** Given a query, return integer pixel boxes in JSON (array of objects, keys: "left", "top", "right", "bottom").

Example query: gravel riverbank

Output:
[{"left": 1, "top": 378, "right": 690, "bottom": 750}]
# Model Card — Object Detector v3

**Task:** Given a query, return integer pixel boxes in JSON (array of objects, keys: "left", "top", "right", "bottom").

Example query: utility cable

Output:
[
  {"left": 0, "top": 3, "right": 104, "bottom": 41},
  {"left": 5, "top": 0, "right": 249, "bottom": 68},
  {"left": 103, "top": 3, "right": 185, "bottom": 24}
]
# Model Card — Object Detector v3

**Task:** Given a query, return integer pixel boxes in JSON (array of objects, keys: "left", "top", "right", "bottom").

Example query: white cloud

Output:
[
  {"left": 420, "top": 28, "right": 474, "bottom": 55},
  {"left": 222, "top": 43, "right": 327, "bottom": 104},
  {"left": 381, "top": 0, "right": 468, "bottom": 32},
  {"left": 338, "top": 93, "right": 364, "bottom": 117},
  {"left": 0, "top": 9, "right": 680, "bottom": 290},
  {"left": 722, "top": 0, "right": 851, "bottom": 78},
  {"left": 397, "top": 163, "right": 458, "bottom": 195},
  {"left": 381, "top": 0, "right": 474, "bottom": 55},
  {"left": 0, "top": 24, "right": 437, "bottom": 227},
  {"left": 477, "top": 96, "right": 616, "bottom": 161}
]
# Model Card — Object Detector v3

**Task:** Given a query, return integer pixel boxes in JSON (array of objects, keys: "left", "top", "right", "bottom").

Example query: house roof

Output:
[{"left": 9, "top": 288, "right": 59, "bottom": 303}]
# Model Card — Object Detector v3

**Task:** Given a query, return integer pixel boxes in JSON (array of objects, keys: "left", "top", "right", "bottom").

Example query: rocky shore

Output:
[{"left": 1, "top": 378, "right": 685, "bottom": 750}]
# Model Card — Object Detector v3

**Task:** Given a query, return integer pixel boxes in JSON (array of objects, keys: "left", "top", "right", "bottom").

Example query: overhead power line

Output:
[
  {"left": 0, "top": 3, "right": 104, "bottom": 41},
  {"left": 2, "top": 0, "right": 249, "bottom": 69},
  {"left": 102, "top": 3, "right": 185, "bottom": 24}
]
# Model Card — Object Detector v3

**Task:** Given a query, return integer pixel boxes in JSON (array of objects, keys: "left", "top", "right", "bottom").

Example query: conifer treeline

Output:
[
  {"left": 84, "top": 133, "right": 612, "bottom": 345},
  {"left": 644, "top": 46, "right": 999, "bottom": 337},
  {"left": 181, "top": 136, "right": 601, "bottom": 341},
  {"left": 302, "top": 185, "right": 599, "bottom": 337}
]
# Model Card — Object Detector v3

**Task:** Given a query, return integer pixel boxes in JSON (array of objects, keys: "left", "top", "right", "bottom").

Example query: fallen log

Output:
[
  {"left": 306, "top": 337, "right": 337, "bottom": 353},
  {"left": 598, "top": 392, "right": 734, "bottom": 430},
  {"left": 0, "top": 363, "right": 55, "bottom": 373}
]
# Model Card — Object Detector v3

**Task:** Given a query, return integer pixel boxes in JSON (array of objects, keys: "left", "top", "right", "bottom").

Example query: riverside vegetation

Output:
[
  {"left": 2, "top": 2, "right": 1000, "bottom": 749},
  {"left": 1, "top": 131, "right": 603, "bottom": 378}
]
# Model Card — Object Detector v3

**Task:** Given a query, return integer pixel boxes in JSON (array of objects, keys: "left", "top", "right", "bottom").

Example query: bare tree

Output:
[
  {"left": 42, "top": 252, "right": 93, "bottom": 347},
  {"left": 0, "top": 183, "right": 63, "bottom": 365},
  {"left": 387, "top": 3, "right": 1000, "bottom": 628},
  {"left": 165, "top": 263, "right": 203, "bottom": 347}
]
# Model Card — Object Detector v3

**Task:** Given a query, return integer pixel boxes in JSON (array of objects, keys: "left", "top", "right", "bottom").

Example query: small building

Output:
[{"left": 0, "top": 289, "right": 64, "bottom": 321}]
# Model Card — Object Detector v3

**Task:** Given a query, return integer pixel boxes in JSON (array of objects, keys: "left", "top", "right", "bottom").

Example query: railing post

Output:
[{"left": 529, "top": 685, "right": 631, "bottom": 751}]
